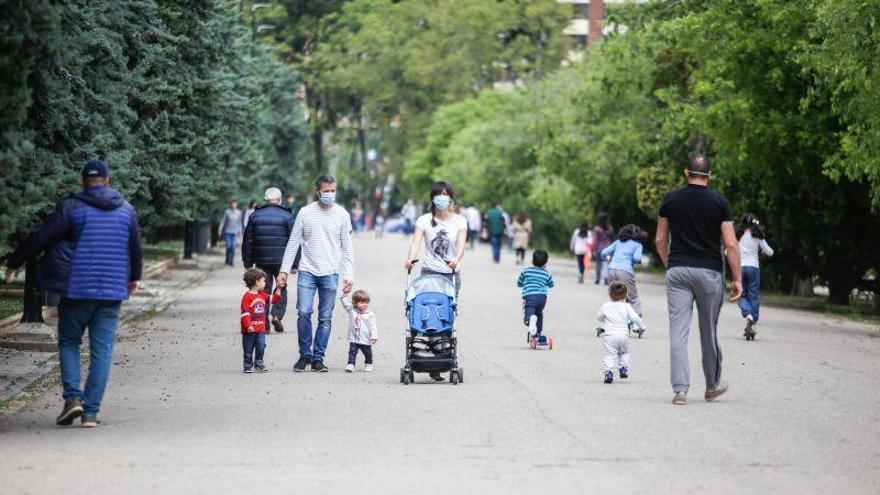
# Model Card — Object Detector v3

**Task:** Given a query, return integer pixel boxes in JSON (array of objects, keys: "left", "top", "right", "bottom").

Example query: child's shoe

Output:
[
  {"left": 243, "top": 368, "right": 253, "bottom": 374},
  {"left": 254, "top": 363, "right": 267, "bottom": 373},
  {"left": 596, "top": 327, "right": 605, "bottom": 337},
  {"left": 619, "top": 367, "right": 628, "bottom": 379},
  {"left": 345, "top": 363, "right": 355, "bottom": 373},
  {"left": 364, "top": 364, "right": 374, "bottom": 372},
  {"left": 527, "top": 315, "right": 538, "bottom": 337},
  {"left": 604, "top": 371, "right": 613, "bottom": 384}
]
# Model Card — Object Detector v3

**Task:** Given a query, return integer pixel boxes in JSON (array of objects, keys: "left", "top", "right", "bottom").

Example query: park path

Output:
[{"left": 0, "top": 234, "right": 878, "bottom": 494}]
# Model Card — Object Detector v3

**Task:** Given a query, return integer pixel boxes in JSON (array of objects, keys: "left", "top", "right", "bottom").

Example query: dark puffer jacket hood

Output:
[{"left": 72, "top": 185, "right": 125, "bottom": 210}]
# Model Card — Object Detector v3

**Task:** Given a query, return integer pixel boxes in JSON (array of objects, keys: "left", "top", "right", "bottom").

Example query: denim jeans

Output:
[
  {"left": 296, "top": 271, "right": 339, "bottom": 361},
  {"left": 523, "top": 294, "right": 547, "bottom": 334},
  {"left": 489, "top": 235, "right": 502, "bottom": 263},
  {"left": 224, "top": 232, "right": 237, "bottom": 266},
  {"left": 739, "top": 266, "right": 762, "bottom": 322},
  {"left": 242, "top": 332, "right": 266, "bottom": 369},
  {"left": 57, "top": 299, "right": 122, "bottom": 416}
]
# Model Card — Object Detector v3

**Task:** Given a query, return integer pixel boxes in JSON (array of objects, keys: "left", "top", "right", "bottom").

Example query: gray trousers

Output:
[
  {"left": 607, "top": 269, "right": 642, "bottom": 316},
  {"left": 666, "top": 267, "right": 724, "bottom": 393}
]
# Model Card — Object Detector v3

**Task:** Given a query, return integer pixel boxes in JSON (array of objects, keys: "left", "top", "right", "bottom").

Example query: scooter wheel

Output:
[
  {"left": 548, "top": 337, "right": 554, "bottom": 350},
  {"left": 530, "top": 338, "right": 537, "bottom": 349}
]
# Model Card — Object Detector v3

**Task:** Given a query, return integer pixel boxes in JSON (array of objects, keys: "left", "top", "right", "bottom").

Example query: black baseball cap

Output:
[{"left": 82, "top": 160, "right": 109, "bottom": 178}]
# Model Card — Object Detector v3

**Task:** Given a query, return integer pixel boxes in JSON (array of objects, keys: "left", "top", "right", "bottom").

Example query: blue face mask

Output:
[
  {"left": 433, "top": 195, "right": 452, "bottom": 211},
  {"left": 319, "top": 191, "right": 336, "bottom": 205}
]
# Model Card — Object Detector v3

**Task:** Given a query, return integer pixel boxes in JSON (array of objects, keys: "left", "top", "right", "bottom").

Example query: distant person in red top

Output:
[{"left": 240, "top": 268, "right": 282, "bottom": 373}]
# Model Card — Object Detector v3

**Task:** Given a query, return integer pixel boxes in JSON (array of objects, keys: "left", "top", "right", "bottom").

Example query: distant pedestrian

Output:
[
  {"left": 239, "top": 268, "right": 282, "bottom": 373},
  {"left": 570, "top": 221, "right": 593, "bottom": 284},
  {"left": 502, "top": 209, "right": 514, "bottom": 251},
  {"left": 401, "top": 198, "right": 418, "bottom": 235},
  {"left": 601, "top": 224, "right": 647, "bottom": 317},
  {"left": 374, "top": 210, "right": 386, "bottom": 238},
  {"left": 512, "top": 212, "right": 532, "bottom": 265},
  {"left": 219, "top": 200, "right": 243, "bottom": 266},
  {"left": 596, "top": 282, "right": 645, "bottom": 384},
  {"left": 340, "top": 289, "right": 378, "bottom": 373},
  {"left": 351, "top": 200, "right": 365, "bottom": 233},
  {"left": 592, "top": 213, "right": 614, "bottom": 285},
  {"left": 277, "top": 175, "right": 354, "bottom": 373},
  {"left": 486, "top": 202, "right": 506, "bottom": 263},
  {"left": 737, "top": 213, "right": 774, "bottom": 339},
  {"left": 517, "top": 250, "right": 555, "bottom": 339},
  {"left": 286, "top": 194, "right": 301, "bottom": 221},
  {"left": 656, "top": 153, "right": 742, "bottom": 406},
  {"left": 4, "top": 160, "right": 143, "bottom": 428},
  {"left": 242, "top": 187, "right": 296, "bottom": 333},
  {"left": 243, "top": 201, "right": 258, "bottom": 229},
  {"left": 465, "top": 204, "right": 482, "bottom": 250}
]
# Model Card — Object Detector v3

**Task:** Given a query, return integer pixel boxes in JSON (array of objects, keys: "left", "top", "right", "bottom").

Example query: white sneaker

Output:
[
  {"left": 527, "top": 315, "right": 538, "bottom": 337},
  {"left": 364, "top": 364, "right": 374, "bottom": 372},
  {"left": 345, "top": 363, "right": 355, "bottom": 373}
]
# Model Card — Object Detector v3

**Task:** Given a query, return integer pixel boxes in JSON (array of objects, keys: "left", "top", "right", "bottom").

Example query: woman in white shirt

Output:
[
  {"left": 737, "top": 213, "right": 774, "bottom": 339},
  {"left": 405, "top": 181, "right": 467, "bottom": 291}
]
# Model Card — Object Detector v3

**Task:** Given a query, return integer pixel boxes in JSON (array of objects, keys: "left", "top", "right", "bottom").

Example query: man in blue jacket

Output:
[
  {"left": 4, "top": 160, "right": 143, "bottom": 427},
  {"left": 242, "top": 187, "right": 296, "bottom": 332}
]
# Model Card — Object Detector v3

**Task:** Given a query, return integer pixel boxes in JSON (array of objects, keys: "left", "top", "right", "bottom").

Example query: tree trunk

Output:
[
  {"left": 827, "top": 282, "right": 852, "bottom": 305},
  {"left": 312, "top": 126, "right": 323, "bottom": 172}
]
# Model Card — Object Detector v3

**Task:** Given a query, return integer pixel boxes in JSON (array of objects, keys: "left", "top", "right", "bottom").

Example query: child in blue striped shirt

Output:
[{"left": 517, "top": 250, "right": 555, "bottom": 338}]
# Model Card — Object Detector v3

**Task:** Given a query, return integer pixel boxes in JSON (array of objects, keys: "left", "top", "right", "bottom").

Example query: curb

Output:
[{"left": 0, "top": 261, "right": 219, "bottom": 407}]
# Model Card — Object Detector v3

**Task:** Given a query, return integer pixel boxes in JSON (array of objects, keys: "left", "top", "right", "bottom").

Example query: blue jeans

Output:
[
  {"left": 242, "top": 332, "right": 266, "bottom": 369},
  {"left": 57, "top": 299, "right": 122, "bottom": 416},
  {"left": 296, "top": 271, "right": 339, "bottom": 361},
  {"left": 490, "top": 235, "right": 502, "bottom": 263},
  {"left": 224, "top": 232, "right": 237, "bottom": 266},
  {"left": 523, "top": 294, "right": 547, "bottom": 334},
  {"left": 739, "top": 266, "right": 762, "bottom": 322}
]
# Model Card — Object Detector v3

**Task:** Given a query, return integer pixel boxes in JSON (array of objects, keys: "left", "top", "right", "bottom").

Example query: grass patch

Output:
[{"left": 0, "top": 295, "right": 23, "bottom": 320}]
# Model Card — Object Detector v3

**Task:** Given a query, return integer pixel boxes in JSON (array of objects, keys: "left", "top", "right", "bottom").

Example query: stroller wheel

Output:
[
  {"left": 450, "top": 370, "right": 459, "bottom": 385},
  {"left": 458, "top": 367, "right": 464, "bottom": 383},
  {"left": 401, "top": 368, "right": 411, "bottom": 385}
]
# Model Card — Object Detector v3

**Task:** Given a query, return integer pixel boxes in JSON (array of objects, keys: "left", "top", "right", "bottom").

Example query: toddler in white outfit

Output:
[
  {"left": 341, "top": 290, "right": 378, "bottom": 372},
  {"left": 596, "top": 282, "right": 645, "bottom": 384}
]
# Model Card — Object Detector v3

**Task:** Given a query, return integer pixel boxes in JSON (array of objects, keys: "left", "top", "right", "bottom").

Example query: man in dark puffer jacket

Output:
[
  {"left": 4, "top": 160, "right": 143, "bottom": 428},
  {"left": 242, "top": 187, "right": 298, "bottom": 332}
]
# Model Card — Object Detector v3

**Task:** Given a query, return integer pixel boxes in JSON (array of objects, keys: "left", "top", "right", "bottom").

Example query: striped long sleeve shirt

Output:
[
  {"left": 517, "top": 266, "right": 555, "bottom": 297},
  {"left": 280, "top": 202, "right": 354, "bottom": 280}
]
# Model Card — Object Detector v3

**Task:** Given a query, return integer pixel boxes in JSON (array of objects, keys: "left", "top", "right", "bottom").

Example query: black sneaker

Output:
[
  {"left": 272, "top": 318, "right": 284, "bottom": 333},
  {"left": 254, "top": 363, "right": 267, "bottom": 373},
  {"left": 293, "top": 356, "right": 311, "bottom": 372},
  {"left": 619, "top": 367, "right": 629, "bottom": 379},
  {"left": 311, "top": 360, "right": 328, "bottom": 372},
  {"left": 56, "top": 398, "right": 83, "bottom": 426},
  {"left": 81, "top": 415, "right": 100, "bottom": 428},
  {"left": 604, "top": 371, "right": 614, "bottom": 384},
  {"left": 429, "top": 372, "right": 445, "bottom": 382}
]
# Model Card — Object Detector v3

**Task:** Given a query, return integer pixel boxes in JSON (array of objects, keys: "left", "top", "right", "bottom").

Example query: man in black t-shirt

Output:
[{"left": 656, "top": 154, "right": 742, "bottom": 406}]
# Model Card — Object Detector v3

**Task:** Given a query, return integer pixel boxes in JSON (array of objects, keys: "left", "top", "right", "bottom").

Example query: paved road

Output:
[{"left": 1, "top": 235, "right": 878, "bottom": 494}]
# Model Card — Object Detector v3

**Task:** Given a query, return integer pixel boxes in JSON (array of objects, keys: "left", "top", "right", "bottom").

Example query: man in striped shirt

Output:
[
  {"left": 516, "top": 250, "right": 555, "bottom": 338},
  {"left": 277, "top": 175, "right": 354, "bottom": 372}
]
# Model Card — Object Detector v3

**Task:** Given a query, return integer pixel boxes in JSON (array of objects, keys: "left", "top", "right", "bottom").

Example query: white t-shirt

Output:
[
  {"left": 416, "top": 212, "right": 468, "bottom": 273},
  {"left": 739, "top": 231, "right": 774, "bottom": 268},
  {"left": 466, "top": 207, "right": 482, "bottom": 231}
]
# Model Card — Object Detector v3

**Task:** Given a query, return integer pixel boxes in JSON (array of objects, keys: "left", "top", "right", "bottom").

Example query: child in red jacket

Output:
[{"left": 240, "top": 268, "right": 282, "bottom": 373}]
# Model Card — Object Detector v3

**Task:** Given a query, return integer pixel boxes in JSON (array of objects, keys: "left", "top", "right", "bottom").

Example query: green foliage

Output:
[
  {"left": 0, "top": 0, "right": 308, "bottom": 252},
  {"left": 409, "top": 0, "right": 880, "bottom": 305}
]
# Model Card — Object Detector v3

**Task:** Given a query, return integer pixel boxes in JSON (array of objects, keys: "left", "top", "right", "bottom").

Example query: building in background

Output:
[{"left": 558, "top": 0, "right": 642, "bottom": 54}]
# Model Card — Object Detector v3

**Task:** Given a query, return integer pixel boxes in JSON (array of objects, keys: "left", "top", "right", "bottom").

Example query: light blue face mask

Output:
[
  {"left": 319, "top": 191, "right": 336, "bottom": 205},
  {"left": 433, "top": 195, "right": 452, "bottom": 211}
]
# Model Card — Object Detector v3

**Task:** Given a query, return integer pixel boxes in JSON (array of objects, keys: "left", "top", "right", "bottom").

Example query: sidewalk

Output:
[{"left": 0, "top": 252, "right": 222, "bottom": 406}]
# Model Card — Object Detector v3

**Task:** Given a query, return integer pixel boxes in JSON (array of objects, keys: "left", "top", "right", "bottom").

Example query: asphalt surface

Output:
[{"left": 1, "top": 235, "right": 878, "bottom": 494}]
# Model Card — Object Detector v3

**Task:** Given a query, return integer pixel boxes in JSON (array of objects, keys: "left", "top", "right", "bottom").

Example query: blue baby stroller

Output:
[{"left": 400, "top": 267, "right": 463, "bottom": 385}]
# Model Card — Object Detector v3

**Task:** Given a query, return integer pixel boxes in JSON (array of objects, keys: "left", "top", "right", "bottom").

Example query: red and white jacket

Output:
[{"left": 240, "top": 289, "right": 282, "bottom": 334}]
